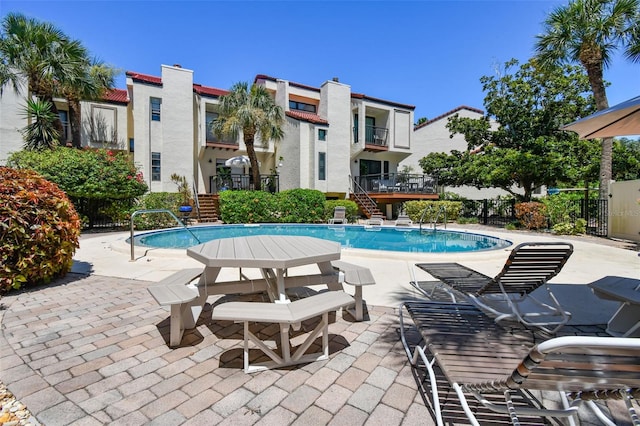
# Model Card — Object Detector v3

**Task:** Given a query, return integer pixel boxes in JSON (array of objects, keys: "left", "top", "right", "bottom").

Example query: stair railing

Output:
[
  {"left": 351, "top": 176, "right": 378, "bottom": 217},
  {"left": 192, "top": 183, "right": 201, "bottom": 220},
  {"left": 129, "top": 209, "right": 201, "bottom": 261}
]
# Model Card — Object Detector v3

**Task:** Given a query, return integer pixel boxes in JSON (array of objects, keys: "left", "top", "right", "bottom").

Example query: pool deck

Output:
[{"left": 1, "top": 225, "right": 638, "bottom": 425}]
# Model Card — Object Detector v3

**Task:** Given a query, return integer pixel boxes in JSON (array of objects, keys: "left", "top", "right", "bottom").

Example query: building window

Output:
[
  {"left": 289, "top": 100, "right": 316, "bottom": 113},
  {"left": 150, "top": 97, "right": 161, "bottom": 121},
  {"left": 318, "top": 129, "right": 327, "bottom": 141},
  {"left": 129, "top": 138, "right": 134, "bottom": 153},
  {"left": 59, "top": 110, "right": 71, "bottom": 142},
  {"left": 151, "top": 152, "right": 161, "bottom": 181},
  {"left": 318, "top": 152, "right": 326, "bottom": 181},
  {"left": 206, "top": 111, "right": 219, "bottom": 143}
]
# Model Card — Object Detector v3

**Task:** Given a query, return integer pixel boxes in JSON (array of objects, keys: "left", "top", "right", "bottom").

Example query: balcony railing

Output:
[
  {"left": 209, "top": 173, "right": 279, "bottom": 194},
  {"left": 356, "top": 173, "right": 438, "bottom": 194},
  {"left": 353, "top": 125, "right": 389, "bottom": 145}
]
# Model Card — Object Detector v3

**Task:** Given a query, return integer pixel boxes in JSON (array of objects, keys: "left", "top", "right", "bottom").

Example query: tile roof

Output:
[
  {"left": 193, "top": 84, "right": 228, "bottom": 98},
  {"left": 286, "top": 110, "right": 328, "bottom": 125},
  {"left": 102, "top": 89, "right": 128, "bottom": 104},
  {"left": 414, "top": 105, "right": 484, "bottom": 130},
  {"left": 125, "top": 71, "right": 162, "bottom": 86}
]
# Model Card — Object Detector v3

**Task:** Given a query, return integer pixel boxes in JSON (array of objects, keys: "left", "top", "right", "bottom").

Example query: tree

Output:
[
  {"left": 415, "top": 117, "right": 428, "bottom": 126},
  {"left": 535, "top": 0, "right": 640, "bottom": 199},
  {"left": 60, "top": 61, "right": 117, "bottom": 148},
  {"left": 612, "top": 138, "right": 640, "bottom": 180},
  {"left": 211, "top": 82, "right": 284, "bottom": 191},
  {"left": 19, "top": 98, "right": 60, "bottom": 150},
  {"left": 419, "top": 59, "right": 596, "bottom": 201},
  {"left": 0, "top": 12, "right": 90, "bottom": 143}
]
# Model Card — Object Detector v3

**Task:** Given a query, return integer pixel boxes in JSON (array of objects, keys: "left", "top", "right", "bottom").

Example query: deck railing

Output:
[
  {"left": 356, "top": 174, "right": 438, "bottom": 194},
  {"left": 209, "top": 174, "right": 279, "bottom": 194}
]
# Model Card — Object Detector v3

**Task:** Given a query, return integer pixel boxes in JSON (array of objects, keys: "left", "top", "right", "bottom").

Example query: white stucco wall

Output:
[
  {"left": 320, "top": 80, "right": 351, "bottom": 194},
  {"left": 0, "top": 81, "right": 28, "bottom": 164},
  {"left": 608, "top": 179, "right": 640, "bottom": 242},
  {"left": 405, "top": 107, "right": 517, "bottom": 199}
]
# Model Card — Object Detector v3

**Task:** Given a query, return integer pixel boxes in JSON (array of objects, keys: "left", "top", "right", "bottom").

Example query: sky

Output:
[{"left": 2, "top": 0, "right": 639, "bottom": 121}]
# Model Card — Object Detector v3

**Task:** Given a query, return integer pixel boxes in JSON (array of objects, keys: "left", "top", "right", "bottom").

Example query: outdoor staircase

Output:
[
  {"left": 196, "top": 193, "right": 219, "bottom": 223},
  {"left": 351, "top": 192, "right": 383, "bottom": 218}
]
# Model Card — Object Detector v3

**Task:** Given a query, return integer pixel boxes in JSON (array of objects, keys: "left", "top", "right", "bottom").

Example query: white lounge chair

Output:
[
  {"left": 328, "top": 206, "right": 347, "bottom": 224},
  {"left": 395, "top": 214, "right": 412, "bottom": 227}
]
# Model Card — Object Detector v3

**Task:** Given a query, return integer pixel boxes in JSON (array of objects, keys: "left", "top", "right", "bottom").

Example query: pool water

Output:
[{"left": 134, "top": 224, "right": 512, "bottom": 253}]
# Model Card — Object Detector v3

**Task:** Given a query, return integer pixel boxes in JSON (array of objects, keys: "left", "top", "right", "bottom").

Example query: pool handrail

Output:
[
  {"left": 418, "top": 205, "right": 447, "bottom": 232},
  {"left": 129, "top": 209, "right": 201, "bottom": 261}
]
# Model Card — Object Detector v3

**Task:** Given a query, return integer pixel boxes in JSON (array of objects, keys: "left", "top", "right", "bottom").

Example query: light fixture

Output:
[{"left": 208, "top": 159, "right": 212, "bottom": 163}]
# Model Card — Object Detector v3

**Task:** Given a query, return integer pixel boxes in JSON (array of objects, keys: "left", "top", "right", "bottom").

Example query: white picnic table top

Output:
[{"left": 186, "top": 235, "right": 341, "bottom": 269}]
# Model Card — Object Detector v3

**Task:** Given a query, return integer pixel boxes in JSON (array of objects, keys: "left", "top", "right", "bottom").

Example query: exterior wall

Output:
[
  {"left": 80, "top": 100, "right": 128, "bottom": 151},
  {"left": 130, "top": 65, "right": 195, "bottom": 193},
  {"left": 0, "top": 81, "right": 28, "bottom": 164},
  {"left": 608, "top": 179, "right": 640, "bottom": 242},
  {"left": 320, "top": 80, "right": 351, "bottom": 194},
  {"left": 405, "top": 108, "right": 517, "bottom": 199}
]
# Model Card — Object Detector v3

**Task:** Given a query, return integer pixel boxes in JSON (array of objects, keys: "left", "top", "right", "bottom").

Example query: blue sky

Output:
[{"left": 2, "top": 0, "right": 638, "bottom": 121}]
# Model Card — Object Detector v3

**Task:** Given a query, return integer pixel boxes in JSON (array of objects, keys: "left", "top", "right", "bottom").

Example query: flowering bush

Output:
[
  {"left": 515, "top": 202, "right": 547, "bottom": 230},
  {"left": 0, "top": 167, "right": 80, "bottom": 293},
  {"left": 7, "top": 147, "right": 147, "bottom": 199}
]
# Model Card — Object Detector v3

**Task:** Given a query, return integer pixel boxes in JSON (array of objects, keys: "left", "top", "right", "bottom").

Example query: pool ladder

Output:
[
  {"left": 418, "top": 205, "right": 447, "bottom": 233},
  {"left": 129, "top": 209, "right": 201, "bottom": 261}
]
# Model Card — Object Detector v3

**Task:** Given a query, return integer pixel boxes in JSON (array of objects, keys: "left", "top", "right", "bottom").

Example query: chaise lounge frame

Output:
[{"left": 399, "top": 300, "right": 640, "bottom": 426}]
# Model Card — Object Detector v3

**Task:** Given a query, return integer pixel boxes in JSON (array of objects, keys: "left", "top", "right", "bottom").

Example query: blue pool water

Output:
[{"left": 134, "top": 224, "right": 512, "bottom": 253}]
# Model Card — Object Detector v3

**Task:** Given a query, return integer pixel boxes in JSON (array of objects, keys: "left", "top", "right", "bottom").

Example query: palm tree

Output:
[
  {"left": 60, "top": 60, "right": 117, "bottom": 148},
  {"left": 535, "top": 0, "right": 640, "bottom": 200},
  {"left": 0, "top": 12, "right": 89, "bottom": 144},
  {"left": 211, "top": 82, "right": 285, "bottom": 191},
  {"left": 20, "top": 98, "right": 60, "bottom": 150}
]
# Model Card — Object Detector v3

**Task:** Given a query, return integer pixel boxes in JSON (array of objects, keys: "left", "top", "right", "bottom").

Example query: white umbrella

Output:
[
  {"left": 562, "top": 95, "right": 640, "bottom": 139},
  {"left": 224, "top": 155, "right": 251, "bottom": 167}
]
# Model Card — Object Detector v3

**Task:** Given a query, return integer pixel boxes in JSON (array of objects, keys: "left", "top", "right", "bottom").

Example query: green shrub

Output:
[
  {"left": 132, "top": 192, "right": 183, "bottom": 230},
  {"left": 542, "top": 193, "right": 584, "bottom": 226},
  {"left": 456, "top": 216, "right": 479, "bottom": 224},
  {"left": 552, "top": 218, "right": 587, "bottom": 235},
  {"left": 219, "top": 190, "right": 278, "bottom": 223},
  {"left": 515, "top": 202, "right": 547, "bottom": 230},
  {"left": 0, "top": 167, "right": 81, "bottom": 293},
  {"left": 324, "top": 199, "right": 359, "bottom": 223},
  {"left": 403, "top": 200, "right": 462, "bottom": 223},
  {"left": 278, "top": 189, "right": 326, "bottom": 223}
]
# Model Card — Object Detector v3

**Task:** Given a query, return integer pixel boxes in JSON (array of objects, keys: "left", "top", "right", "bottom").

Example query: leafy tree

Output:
[
  {"left": 0, "top": 13, "right": 89, "bottom": 140},
  {"left": 20, "top": 98, "right": 60, "bottom": 150},
  {"left": 415, "top": 117, "right": 428, "bottom": 126},
  {"left": 211, "top": 82, "right": 284, "bottom": 190},
  {"left": 535, "top": 0, "right": 640, "bottom": 199},
  {"left": 613, "top": 137, "right": 640, "bottom": 180},
  {"left": 420, "top": 59, "right": 595, "bottom": 201}
]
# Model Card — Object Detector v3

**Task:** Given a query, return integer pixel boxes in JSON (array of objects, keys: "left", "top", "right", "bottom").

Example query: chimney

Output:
[
  {"left": 173, "top": 64, "right": 182, "bottom": 68},
  {"left": 332, "top": 77, "right": 339, "bottom": 82}
]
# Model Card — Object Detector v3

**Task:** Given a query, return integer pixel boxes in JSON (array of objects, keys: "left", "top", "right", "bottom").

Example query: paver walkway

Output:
[{"left": 0, "top": 273, "right": 432, "bottom": 425}]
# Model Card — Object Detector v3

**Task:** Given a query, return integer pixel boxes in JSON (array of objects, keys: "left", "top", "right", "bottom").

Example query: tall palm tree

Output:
[
  {"left": 535, "top": 0, "right": 640, "bottom": 200},
  {"left": 0, "top": 12, "right": 89, "bottom": 144},
  {"left": 212, "top": 82, "right": 285, "bottom": 191},
  {"left": 60, "top": 60, "right": 117, "bottom": 148}
]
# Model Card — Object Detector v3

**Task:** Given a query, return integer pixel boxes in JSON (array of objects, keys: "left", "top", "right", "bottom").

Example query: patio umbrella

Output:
[
  {"left": 224, "top": 155, "right": 251, "bottom": 167},
  {"left": 561, "top": 94, "right": 640, "bottom": 139}
]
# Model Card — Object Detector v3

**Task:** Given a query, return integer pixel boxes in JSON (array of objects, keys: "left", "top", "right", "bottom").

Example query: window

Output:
[
  {"left": 151, "top": 152, "right": 161, "bottom": 181},
  {"left": 58, "top": 110, "right": 70, "bottom": 142},
  {"left": 129, "top": 138, "right": 134, "bottom": 153},
  {"left": 318, "top": 152, "right": 326, "bottom": 181},
  {"left": 150, "top": 97, "right": 161, "bottom": 121},
  {"left": 318, "top": 129, "right": 327, "bottom": 141},
  {"left": 289, "top": 100, "right": 316, "bottom": 113}
]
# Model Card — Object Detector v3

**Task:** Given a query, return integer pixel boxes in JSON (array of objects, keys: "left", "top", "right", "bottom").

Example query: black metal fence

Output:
[
  {"left": 70, "top": 197, "right": 134, "bottom": 230},
  {"left": 458, "top": 198, "right": 608, "bottom": 237}
]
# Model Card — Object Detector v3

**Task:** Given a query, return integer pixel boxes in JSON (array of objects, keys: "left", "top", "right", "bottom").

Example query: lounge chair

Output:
[
  {"left": 395, "top": 214, "right": 413, "bottom": 227},
  {"left": 365, "top": 214, "right": 384, "bottom": 226},
  {"left": 413, "top": 242, "right": 574, "bottom": 333},
  {"left": 399, "top": 300, "right": 640, "bottom": 426},
  {"left": 327, "top": 206, "right": 347, "bottom": 224}
]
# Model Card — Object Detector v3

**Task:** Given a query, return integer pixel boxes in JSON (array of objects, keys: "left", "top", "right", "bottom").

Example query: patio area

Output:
[{"left": 0, "top": 225, "right": 638, "bottom": 425}]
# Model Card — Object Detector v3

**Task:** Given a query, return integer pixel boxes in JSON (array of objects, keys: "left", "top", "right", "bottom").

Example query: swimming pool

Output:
[{"left": 134, "top": 224, "right": 512, "bottom": 253}]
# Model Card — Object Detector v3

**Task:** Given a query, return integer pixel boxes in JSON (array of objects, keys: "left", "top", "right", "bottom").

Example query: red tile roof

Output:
[
  {"left": 125, "top": 71, "right": 162, "bottom": 86},
  {"left": 286, "top": 110, "right": 328, "bottom": 125},
  {"left": 414, "top": 105, "right": 484, "bottom": 130},
  {"left": 102, "top": 89, "right": 128, "bottom": 104},
  {"left": 193, "top": 84, "right": 228, "bottom": 97}
]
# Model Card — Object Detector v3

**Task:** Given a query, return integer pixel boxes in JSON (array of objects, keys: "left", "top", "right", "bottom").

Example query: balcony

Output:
[
  {"left": 206, "top": 135, "right": 239, "bottom": 151},
  {"left": 354, "top": 126, "right": 388, "bottom": 151},
  {"left": 209, "top": 173, "right": 279, "bottom": 194},
  {"left": 356, "top": 173, "right": 438, "bottom": 195}
]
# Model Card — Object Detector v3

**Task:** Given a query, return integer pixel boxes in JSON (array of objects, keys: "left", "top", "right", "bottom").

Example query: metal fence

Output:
[
  {"left": 71, "top": 197, "right": 134, "bottom": 230},
  {"left": 458, "top": 198, "right": 608, "bottom": 237}
]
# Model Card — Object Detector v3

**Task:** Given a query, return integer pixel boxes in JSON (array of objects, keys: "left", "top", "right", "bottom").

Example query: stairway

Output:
[
  {"left": 351, "top": 192, "right": 383, "bottom": 218},
  {"left": 196, "top": 193, "right": 219, "bottom": 223}
]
